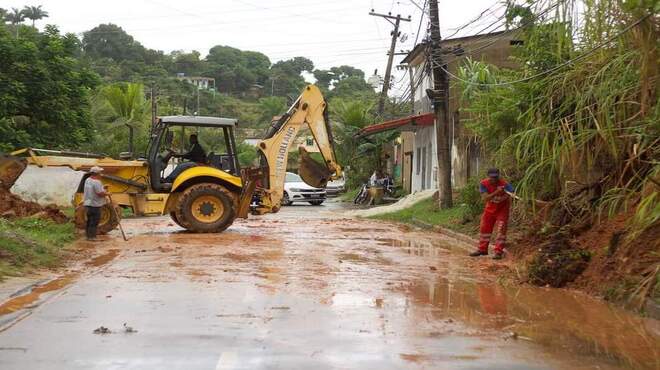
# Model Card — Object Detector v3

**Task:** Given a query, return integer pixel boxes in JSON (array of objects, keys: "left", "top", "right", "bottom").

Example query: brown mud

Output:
[
  {"left": 0, "top": 188, "right": 68, "bottom": 223},
  {"left": 0, "top": 274, "right": 76, "bottom": 316},
  {"left": 508, "top": 210, "right": 659, "bottom": 311},
  {"left": 83, "top": 249, "right": 120, "bottom": 267},
  {"left": 0, "top": 204, "right": 658, "bottom": 369}
]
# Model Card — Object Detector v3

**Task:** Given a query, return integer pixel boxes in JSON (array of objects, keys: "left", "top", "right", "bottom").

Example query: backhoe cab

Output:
[{"left": 0, "top": 84, "right": 341, "bottom": 234}]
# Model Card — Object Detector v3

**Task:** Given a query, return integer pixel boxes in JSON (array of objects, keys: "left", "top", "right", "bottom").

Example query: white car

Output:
[
  {"left": 283, "top": 172, "right": 326, "bottom": 206},
  {"left": 325, "top": 174, "right": 346, "bottom": 196}
]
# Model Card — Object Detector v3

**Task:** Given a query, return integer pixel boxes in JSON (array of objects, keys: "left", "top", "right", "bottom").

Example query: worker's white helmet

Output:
[{"left": 89, "top": 166, "right": 104, "bottom": 174}]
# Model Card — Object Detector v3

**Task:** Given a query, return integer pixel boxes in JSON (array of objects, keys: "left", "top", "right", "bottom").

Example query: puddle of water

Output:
[
  {"left": 0, "top": 274, "right": 77, "bottom": 316},
  {"left": 403, "top": 276, "right": 660, "bottom": 369}
]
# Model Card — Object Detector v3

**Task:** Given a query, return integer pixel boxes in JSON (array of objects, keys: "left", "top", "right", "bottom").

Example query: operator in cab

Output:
[{"left": 164, "top": 134, "right": 207, "bottom": 183}]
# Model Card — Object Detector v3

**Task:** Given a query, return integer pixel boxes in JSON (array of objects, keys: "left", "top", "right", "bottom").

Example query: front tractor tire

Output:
[
  {"left": 74, "top": 203, "right": 121, "bottom": 235},
  {"left": 175, "top": 183, "right": 236, "bottom": 233},
  {"left": 169, "top": 212, "right": 184, "bottom": 228}
]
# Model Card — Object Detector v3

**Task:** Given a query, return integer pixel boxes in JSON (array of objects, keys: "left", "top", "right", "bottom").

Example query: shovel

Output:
[
  {"left": 298, "top": 146, "right": 332, "bottom": 188},
  {"left": 107, "top": 194, "right": 128, "bottom": 241},
  {"left": 0, "top": 153, "right": 27, "bottom": 190}
]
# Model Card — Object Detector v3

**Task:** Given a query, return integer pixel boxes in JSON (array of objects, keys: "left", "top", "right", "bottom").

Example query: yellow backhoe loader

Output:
[{"left": 0, "top": 85, "right": 341, "bottom": 233}]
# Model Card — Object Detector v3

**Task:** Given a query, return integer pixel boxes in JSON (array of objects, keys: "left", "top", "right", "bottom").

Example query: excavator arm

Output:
[{"left": 250, "top": 85, "right": 342, "bottom": 213}]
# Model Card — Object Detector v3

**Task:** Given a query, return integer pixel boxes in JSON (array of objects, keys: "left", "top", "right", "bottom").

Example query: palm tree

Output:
[
  {"left": 6, "top": 8, "right": 25, "bottom": 38},
  {"left": 6, "top": 8, "right": 25, "bottom": 25},
  {"left": 22, "top": 5, "right": 48, "bottom": 27},
  {"left": 101, "top": 83, "right": 148, "bottom": 155}
]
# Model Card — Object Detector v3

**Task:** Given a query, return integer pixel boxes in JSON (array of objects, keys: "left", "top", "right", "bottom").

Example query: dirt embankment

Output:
[
  {"left": 507, "top": 210, "right": 659, "bottom": 315},
  {"left": 0, "top": 188, "right": 68, "bottom": 224}
]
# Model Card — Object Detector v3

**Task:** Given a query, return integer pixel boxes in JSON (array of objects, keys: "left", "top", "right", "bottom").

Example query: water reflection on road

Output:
[{"left": 0, "top": 201, "right": 657, "bottom": 369}]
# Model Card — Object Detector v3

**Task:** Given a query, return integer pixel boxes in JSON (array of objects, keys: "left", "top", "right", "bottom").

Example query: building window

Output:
[
  {"left": 306, "top": 138, "right": 314, "bottom": 146},
  {"left": 416, "top": 147, "right": 421, "bottom": 175}
]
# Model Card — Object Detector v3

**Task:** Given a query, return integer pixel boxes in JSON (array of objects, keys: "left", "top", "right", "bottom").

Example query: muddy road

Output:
[{"left": 0, "top": 201, "right": 658, "bottom": 369}]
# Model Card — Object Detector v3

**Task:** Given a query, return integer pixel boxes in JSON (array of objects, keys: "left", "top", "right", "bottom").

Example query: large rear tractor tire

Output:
[
  {"left": 74, "top": 204, "right": 120, "bottom": 235},
  {"left": 174, "top": 183, "right": 236, "bottom": 233}
]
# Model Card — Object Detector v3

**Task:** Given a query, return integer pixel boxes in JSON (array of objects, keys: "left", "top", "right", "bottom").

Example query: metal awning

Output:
[
  {"left": 159, "top": 116, "right": 237, "bottom": 127},
  {"left": 357, "top": 112, "right": 434, "bottom": 137}
]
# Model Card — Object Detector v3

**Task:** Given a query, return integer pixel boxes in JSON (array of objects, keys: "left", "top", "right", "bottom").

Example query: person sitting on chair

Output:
[{"left": 164, "top": 134, "right": 207, "bottom": 183}]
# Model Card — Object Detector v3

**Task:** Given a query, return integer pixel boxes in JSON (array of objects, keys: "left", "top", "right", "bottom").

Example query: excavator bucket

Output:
[
  {"left": 298, "top": 146, "right": 332, "bottom": 189},
  {"left": 0, "top": 153, "right": 27, "bottom": 190}
]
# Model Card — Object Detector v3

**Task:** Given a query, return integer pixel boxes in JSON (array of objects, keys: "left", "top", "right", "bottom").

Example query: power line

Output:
[
  {"left": 442, "top": 0, "right": 505, "bottom": 40},
  {"left": 412, "top": 0, "right": 428, "bottom": 46},
  {"left": 436, "top": 14, "right": 651, "bottom": 87},
  {"left": 431, "top": 0, "right": 561, "bottom": 67}
]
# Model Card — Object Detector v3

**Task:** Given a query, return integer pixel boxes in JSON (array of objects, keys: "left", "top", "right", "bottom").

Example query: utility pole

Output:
[
  {"left": 195, "top": 87, "right": 200, "bottom": 116},
  {"left": 428, "top": 0, "right": 453, "bottom": 208},
  {"left": 369, "top": 11, "right": 410, "bottom": 116},
  {"left": 150, "top": 86, "right": 157, "bottom": 134}
]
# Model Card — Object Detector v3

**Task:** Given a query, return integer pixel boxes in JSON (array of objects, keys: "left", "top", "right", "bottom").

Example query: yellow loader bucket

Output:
[
  {"left": 0, "top": 153, "right": 27, "bottom": 190},
  {"left": 298, "top": 147, "right": 332, "bottom": 189}
]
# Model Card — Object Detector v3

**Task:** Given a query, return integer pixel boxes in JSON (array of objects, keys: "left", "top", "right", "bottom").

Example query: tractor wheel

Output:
[
  {"left": 175, "top": 183, "right": 236, "bottom": 233},
  {"left": 169, "top": 212, "right": 184, "bottom": 228},
  {"left": 74, "top": 204, "right": 120, "bottom": 235}
]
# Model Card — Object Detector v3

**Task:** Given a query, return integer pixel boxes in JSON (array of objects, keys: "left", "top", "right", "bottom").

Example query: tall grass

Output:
[{"left": 459, "top": 0, "right": 658, "bottom": 233}]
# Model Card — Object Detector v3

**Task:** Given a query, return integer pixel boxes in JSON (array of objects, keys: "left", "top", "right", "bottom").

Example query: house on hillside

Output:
[
  {"left": 358, "top": 31, "right": 521, "bottom": 193},
  {"left": 176, "top": 73, "right": 216, "bottom": 91}
]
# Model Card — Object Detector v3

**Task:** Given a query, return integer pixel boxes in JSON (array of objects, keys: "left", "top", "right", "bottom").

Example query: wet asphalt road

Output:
[{"left": 0, "top": 200, "right": 658, "bottom": 370}]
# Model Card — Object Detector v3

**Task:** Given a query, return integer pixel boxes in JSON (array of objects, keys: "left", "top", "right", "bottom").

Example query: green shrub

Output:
[{"left": 458, "top": 177, "right": 484, "bottom": 222}]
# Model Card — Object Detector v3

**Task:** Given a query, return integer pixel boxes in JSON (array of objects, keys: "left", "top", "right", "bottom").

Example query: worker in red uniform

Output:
[{"left": 470, "top": 168, "right": 514, "bottom": 260}]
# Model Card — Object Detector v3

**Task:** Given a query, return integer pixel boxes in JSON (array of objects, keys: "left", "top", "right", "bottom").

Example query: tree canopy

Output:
[
  {"left": 82, "top": 24, "right": 147, "bottom": 63},
  {"left": 0, "top": 24, "right": 99, "bottom": 151},
  {"left": 205, "top": 45, "right": 271, "bottom": 94}
]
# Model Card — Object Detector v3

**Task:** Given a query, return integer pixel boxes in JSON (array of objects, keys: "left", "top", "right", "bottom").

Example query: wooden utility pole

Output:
[
  {"left": 150, "top": 86, "right": 157, "bottom": 133},
  {"left": 428, "top": 0, "right": 453, "bottom": 208},
  {"left": 369, "top": 11, "right": 410, "bottom": 116}
]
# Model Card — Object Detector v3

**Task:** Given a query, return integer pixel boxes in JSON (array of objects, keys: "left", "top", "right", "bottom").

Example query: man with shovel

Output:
[
  {"left": 470, "top": 168, "right": 514, "bottom": 260},
  {"left": 83, "top": 166, "right": 108, "bottom": 241}
]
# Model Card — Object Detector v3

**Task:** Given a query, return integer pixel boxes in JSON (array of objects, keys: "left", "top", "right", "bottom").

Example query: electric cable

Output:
[{"left": 434, "top": 14, "right": 651, "bottom": 87}]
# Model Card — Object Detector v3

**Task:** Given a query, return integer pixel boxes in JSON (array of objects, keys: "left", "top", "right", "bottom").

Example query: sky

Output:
[{"left": 3, "top": 0, "right": 505, "bottom": 97}]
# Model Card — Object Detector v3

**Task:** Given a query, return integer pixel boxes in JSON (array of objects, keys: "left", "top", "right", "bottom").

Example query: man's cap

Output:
[
  {"left": 487, "top": 168, "right": 500, "bottom": 177},
  {"left": 89, "top": 166, "right": 104, "bottom": 174}
]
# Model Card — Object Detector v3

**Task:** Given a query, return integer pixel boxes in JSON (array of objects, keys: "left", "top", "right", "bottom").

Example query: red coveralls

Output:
[{"left": 478, "top": 179, "right": 512, "bottom": 254}]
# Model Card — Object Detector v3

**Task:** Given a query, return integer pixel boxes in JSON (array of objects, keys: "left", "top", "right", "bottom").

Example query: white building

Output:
[{"left": 176, "top": 73, "right": 216, "bottom": 90}]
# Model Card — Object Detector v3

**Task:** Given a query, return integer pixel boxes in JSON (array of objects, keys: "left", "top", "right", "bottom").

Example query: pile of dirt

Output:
[
  {"left": 526, "top": 234, "right": 591, "bottom": 287},
  {"left": 0, "top": 188, "right": 68, "bottom": 224}
]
